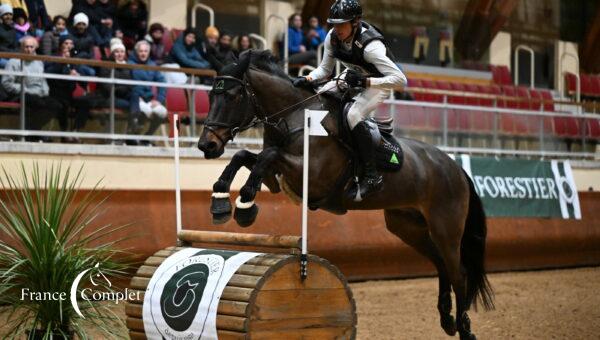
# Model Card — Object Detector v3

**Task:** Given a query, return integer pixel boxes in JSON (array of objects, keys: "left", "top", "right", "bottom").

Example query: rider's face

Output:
[{"left": 334, "top": 22, "right": 353, "bottom": 41}]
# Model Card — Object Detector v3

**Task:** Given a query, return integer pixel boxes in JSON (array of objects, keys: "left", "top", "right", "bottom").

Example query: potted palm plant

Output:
[{"left": 0, "top": 163, "right": 135, "bottom": 339}]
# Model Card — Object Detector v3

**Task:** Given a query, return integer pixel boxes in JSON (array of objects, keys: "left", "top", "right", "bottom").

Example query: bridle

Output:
[{"left": 203, "top": 70, "right": 324, "bottom": 145}]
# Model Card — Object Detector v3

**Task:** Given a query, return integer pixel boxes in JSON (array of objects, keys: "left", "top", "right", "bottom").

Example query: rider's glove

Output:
[
  {"left": 345, "top": 70, "right": 368, "bottom": 89},
  {"left": 292, "top": 76, "right": 310, "bottom": 87}
]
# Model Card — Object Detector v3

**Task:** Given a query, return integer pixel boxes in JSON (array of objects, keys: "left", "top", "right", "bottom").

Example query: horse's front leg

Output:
[
  {"left": 234, "top": 147, "right": 280, "bottom": 227},
  {"left": 211, "top": 149, "right": 258, "bottom": 224}
]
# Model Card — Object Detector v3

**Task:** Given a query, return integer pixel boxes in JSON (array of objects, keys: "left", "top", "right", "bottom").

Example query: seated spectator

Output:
[
  {"left": 144, "top": 22, "right": 167, "bottom": 65},
  {"left": 117, "top": 0, "right": 147, "bottom": 49},
  {"left": 24, "top": 0, "right": 50, "bottom": 30},
  {"left": 45, "top": 35, "right": 78, "bottom": 139},
  {"left": 200, "top": 25, "right": 218, "bottom": 60},
  {"left": 234, "top": 34, "right": 253, "bottom": 56},
  {"left": 1, "top": 0, "right": 27, "bottom": 16},
  {"left": 203, "top": 29, "right": 236, "bottom": 70},
  {"left": 305, "top": 16, "right": 326, "bottom": 51},
  {"left": 68, "top": 0, "right": 100, "bottom": 33},
  {"left": 41, "top": 15, "right": 69, "bottom": 55},
  {"left": 286, "top": 13, "right": 316, "bottom": 66},
  {"left": 72, "top": 38, "right": 132, "bottom": 136},
  {"left": 0, "top": 5, "right": 17, "bottom": 67},
  {"left": 169, "top": 28, "right": 210, "bottom": 69},
  {"left": 13, "top": 8, "right": 42, "bottom": 41},
  {"left": 128, "top": 40, "right": 166, "bottom": 144},
  {"left": 1, "top": 36, "right": 64, "bottom": 141},
  {"left": 71, "top": 12, "right": 96, "bottom": 76}
]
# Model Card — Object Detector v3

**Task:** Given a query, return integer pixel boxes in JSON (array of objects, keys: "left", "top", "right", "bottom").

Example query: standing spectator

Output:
[
  {"left": 41, "top": 15, "right": 69, "bottom": 55},
  {"left": 169, "top": 28, "right": 210, "bottom": 69},
  {"left": 72, "top": 38, "right": 132, "bottom": 135},
  {"left": 1, "top": 36, "right": 63, "bottom": 141},
  {"left": 45, "top": 35, "right": 78, "bottom": 138},
  {"left": 95, "top": 0, "right": 115, "bottom": 23},
  {"left": 24, "top": 0, "right": 50, "bottom": 30},
  {"left": 13, "top": 8, "right": 40, "bottom": 41},
  {"left": 286, "top": 13, "right": 316, "bottom": 66},
  {"left": 93, "top": 9, "right": 119, "bottom": 56},
  {"left": 0, "top": 0, "right": 27, "bottom": 16},
  {"left": 305, "top": 16, "right": 326, "bottom": 51},
  {"left": 144, "top": 22, "right": 167, "bottom": 65},
  {"left": 234, "top": 34, "right": 253, "bottom": 56},
  {"left": 0, "top": 4, "right": 17, "bottom": 68},
  {"left": 128, "top": 40, "right": 166, "bottom": 144},
  {"left": 71, "top": 12, "right": 96, "bottom": 76},
  {"left": 117, "top": 0, "right": 147, "bottom": 49},
  {"left": 68, "top": 0, "right": 100, "bottom": 33}
]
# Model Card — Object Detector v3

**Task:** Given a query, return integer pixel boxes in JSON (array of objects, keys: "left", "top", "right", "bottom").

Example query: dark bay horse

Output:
[{"left": 197, "top": 50, "right": 494, "bottom": 340}]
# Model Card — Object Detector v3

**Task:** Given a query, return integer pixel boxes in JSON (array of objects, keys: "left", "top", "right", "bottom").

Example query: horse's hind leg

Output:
[
  {"left": 234, "top": 147, "right": 280, "bottom": 227},
  {"left": 211, "top": 150, "right": 257, "bottom": 224},
  {"left": 427, "top": 206, "right": 476, "bottom": 340},
  {"left": 383, "top": 209, "right": 456, "bottom": 336}
]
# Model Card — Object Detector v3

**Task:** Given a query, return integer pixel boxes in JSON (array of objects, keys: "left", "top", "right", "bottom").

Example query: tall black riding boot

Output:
[{"left": 350, "top": 121, "right": 383, "bottom": 201}]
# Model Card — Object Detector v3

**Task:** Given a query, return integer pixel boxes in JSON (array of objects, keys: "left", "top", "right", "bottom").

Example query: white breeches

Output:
[{"left": 139, "top": 98, "right": 167, "bottom": 119}]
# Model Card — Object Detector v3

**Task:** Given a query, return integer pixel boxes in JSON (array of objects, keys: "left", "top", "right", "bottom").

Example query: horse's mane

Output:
[{"left": 219, "top": 50, "right": 291, "bottom": 83}]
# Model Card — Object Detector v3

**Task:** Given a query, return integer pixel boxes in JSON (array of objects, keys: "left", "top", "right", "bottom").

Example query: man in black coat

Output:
[
  {"left": 0, "top": 5, "right": 17, "bottom": 68},
  {"left": 70, "top": 12, "right": 97, "bottom": 76}
]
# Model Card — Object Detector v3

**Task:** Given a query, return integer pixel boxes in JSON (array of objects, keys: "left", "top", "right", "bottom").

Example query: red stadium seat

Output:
[
  {"left": 407, "top": 78, "right": 425, "bottom": 101},
  {"left": 580, "top": 74, "right": 593, "bottom": 96},
  {"left": 501, "top": 86, "right": 519, "bottom": 109},
  {"left": 421, "top": 80, "right": 443, "bottom": 102},
  {"left": 72, "top": 84, "right": 86, "bottom": 97},
  {"left": 539, "top": 90, "right": 555, "bottom": 112},
  {"left": 448, "top": 82, "right": 466, "bottom": 105},
  {"left": 553, "top": 116, "right": 581, "bottom": 138},
  {"left": 589, "top": 75, "right": 600, "bottom": 97},
  {"left": 163, "top": 28, "right": 174, "bottom": 54},
  {"left": 194, "top": 90, "right": 210, "bottom": 120},
  {"left": 491, "top": 65, "right": 511, "bottom": 85},
  {"left": 515, "top": 86, "right": 530, "bottom": 110},
  {"left": 93, "top": 46, "right": 102, "bottom": 60},
  {"left": 166, "top": 88, "right": 189, "bottom": 115},
  {"left": 586, "top": 119, "right": 600, "bottom": 140},
  {"left": 477, "top": 84, "right": 501, "bottom": 107},
  {"left": 564, "top": 72, "right": 578, "bottom": 95},
  {"left": 464, "top": 83, "right": 480, "bottom": 106}
]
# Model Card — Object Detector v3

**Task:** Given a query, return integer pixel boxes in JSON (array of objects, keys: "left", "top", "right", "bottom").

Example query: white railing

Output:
[{"left": 191, "top": 3, "right": 215, "bottom": 28}]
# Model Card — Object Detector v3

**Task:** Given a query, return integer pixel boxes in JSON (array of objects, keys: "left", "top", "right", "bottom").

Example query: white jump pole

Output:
[
  {"left": 174, "top": 114, "right": 182, "bottom": 239},
  {"left": 301, "top": 110, "right": 310, "bottom": 280}
]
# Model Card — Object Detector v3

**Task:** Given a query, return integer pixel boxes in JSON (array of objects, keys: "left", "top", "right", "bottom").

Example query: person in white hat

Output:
[
  {"left": 71, "top": 12, "right": 97, "bottom": 76},
  {"left": 0, "top": 4, "right": 16, "bottom": 67}
]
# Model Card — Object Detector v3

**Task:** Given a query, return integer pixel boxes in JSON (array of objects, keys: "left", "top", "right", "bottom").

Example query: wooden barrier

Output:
[{"left": 125, "top": 231, "right": 357, "bottom": 339}]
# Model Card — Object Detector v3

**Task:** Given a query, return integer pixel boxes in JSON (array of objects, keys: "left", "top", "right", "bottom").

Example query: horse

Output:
[{"left": 197, "top": 50, "right": 494, "bottom": 340}]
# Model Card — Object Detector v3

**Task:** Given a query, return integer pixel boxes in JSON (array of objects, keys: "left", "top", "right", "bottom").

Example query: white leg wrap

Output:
[
  {"left": 235, "top": 195, "right": 255, "bottom": 209},
  {"left": 211, "top": 192, "right": 230, "bottom": 199}
]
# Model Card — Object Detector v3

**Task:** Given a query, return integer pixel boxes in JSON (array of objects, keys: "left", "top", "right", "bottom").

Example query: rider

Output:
[{"left": 293, "top": 0, "right": 407, "bottom": 199}]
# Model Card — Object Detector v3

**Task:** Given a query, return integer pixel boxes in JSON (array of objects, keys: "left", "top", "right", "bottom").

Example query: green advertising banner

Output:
[{"left": 452, "top": 155, "right": 581, "bottom": 219}]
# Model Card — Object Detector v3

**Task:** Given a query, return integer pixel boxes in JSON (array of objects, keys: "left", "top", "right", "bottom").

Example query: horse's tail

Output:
[{"left": 461, "top": 172, "right": 495, "bottom": 311}]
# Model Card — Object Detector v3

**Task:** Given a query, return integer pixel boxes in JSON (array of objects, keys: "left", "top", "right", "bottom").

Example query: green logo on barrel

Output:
[{"left": 390, "top": 153, "right": 399, "bottom": 164}]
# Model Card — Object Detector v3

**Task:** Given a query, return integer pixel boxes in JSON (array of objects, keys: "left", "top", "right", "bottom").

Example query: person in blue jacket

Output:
[
  {"left": 306, "top": 16, "right": 326, "bottom": 50},
  {"left": 128, "top": 39, "right": 167, "bottom": 145},
  {"left": 169, "top": 28, "right": 210, "bottom": 69},
  {"left": 286, "top": 13, "right": 316, "bottom": 66}
]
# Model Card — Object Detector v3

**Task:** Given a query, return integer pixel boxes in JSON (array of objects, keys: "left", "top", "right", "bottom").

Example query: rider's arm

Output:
[
  {"left": 363, "top": 40, "right": 407, "bottom": 90},
  {"left": 307, "top": 31, "right": 335, "bottom": 81}
]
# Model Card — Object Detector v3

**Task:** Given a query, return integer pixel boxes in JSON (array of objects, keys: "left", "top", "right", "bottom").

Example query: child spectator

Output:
[
  {"left": 41, "top": 15, "right": 69, "bottom": 55},
  {"left": 13, "top": 8, "right": 41, "bottom": 41}
]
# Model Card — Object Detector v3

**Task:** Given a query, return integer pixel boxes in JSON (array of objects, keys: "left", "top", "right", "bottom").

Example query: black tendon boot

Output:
[
  {"left": 141, "top": 114, "right": 163, "bottom": 146},
  {"left": 349, "top": 121, "right": 383, "bottom": 201},
  {"left": 126, "top": 111, "right": 143, "bottom": 145}
]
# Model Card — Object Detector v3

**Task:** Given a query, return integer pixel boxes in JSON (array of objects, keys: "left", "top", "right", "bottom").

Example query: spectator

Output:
[
  {"left": 95, "top": 0, "right": 115, "bottom": 24},
  {"left": 305, "top": 16, "right": 326, "bottom": 51},
  {"left": 24, "top": 0, "right": 50, "bottom": 30},
  {"left": 0, "top": 0, "right": 27, "bottom": 16},
  {"left": 71, "top": 12, "right": 96, "bottom": 76},
  {"left": 286, "top": 13, "right": 316, "bottom": 66},
  {"left": 0, "top": 4, "right": 17, "bottom": 67},
  {"left": 117, "top": 0, "right": 147, "bottom": 49},
  {"left": 68, "top": 0, "right": 100, "bottom": 32},
  {"left": 203, "top": 28, "right": 235, "bottom": 70},
  {"left": 45, "top": 35, "right": 78, "bottom": 138},
  {"left": 13, "top": 8, "right": 41, "bottom": 42},
  {"left": 72, "top": 38, "right": 132, "bottom": 135},
  {"left": 93, "top": 9, "right": 120, "bottom": 57},
  {"left": 41, "top": 15, "right": 69, "bottom": 55},
  {"left": 1, "top": 36, "right": 64, "bottom": 141},
  {"left": 128, "top": 40, "right": 166, "bottom": 144},
  {"left": 144, "top": 22, "right": 167, "bottom": 65},
  {"left": 234, "top": 34, "right": 253, "bottom": 56},
  {"left": 169, "top": 28, "right": 210, "bottom": 69},
  {"left": 201, "top": 24, "right": 218, "bottom": 58}
]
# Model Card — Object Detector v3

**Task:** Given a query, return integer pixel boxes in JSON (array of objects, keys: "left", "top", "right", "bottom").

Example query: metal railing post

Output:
[
  {"left": 190, "top": 76, "right": 197, "bottom": 136},
  {"left": 19, "top": 59, "right": 25, "bottom": 141},
  {"left": 514, "top": 45, "right": 535, "bottom": 89},
  {"left": 442, "top": 95, "right": 448, "bottom": 146},
  {"left": 109, "top": 68, "right": 115, "bottom": 137},
  {"left": 192, "top": 3, "right": 214, "bottom": 28},
  {"left": 267, "top": 15, "right": 287, "bottom": 74},
  {"left": 492, "top": 99, "right": 499, "bottom": 148}
]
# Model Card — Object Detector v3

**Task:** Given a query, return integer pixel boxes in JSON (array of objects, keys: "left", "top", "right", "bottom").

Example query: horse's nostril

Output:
[{"left": 207, "top": 141, "right": 217, "bottom": 151}]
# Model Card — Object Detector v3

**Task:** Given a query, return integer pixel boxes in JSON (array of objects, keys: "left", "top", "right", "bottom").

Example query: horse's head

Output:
[{"left": 198, "top": 52, "right": 256, "bottom": 159}]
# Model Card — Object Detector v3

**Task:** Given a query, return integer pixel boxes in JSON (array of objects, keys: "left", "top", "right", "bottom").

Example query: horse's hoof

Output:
[
  {"left": 211, "top": 195, "right": 232, "bottom": 225},
  {"left": 459, "top": 332, "right": 476, "bottom": 340},
  {"left": 234, "top": 197, "right": 258, "bottom": 228},
  {"left": 441, "top": 314, "right": 457, "bottom": 336}
]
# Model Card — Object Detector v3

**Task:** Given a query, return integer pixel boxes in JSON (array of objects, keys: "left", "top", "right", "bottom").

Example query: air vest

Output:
[{"left": 330, "top": 21, "right": 396, "bottom": 77}]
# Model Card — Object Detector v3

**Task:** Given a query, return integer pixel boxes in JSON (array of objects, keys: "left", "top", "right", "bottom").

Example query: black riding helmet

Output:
[{"left": 327, "top": 0, "right": 362, "bottom": 24}]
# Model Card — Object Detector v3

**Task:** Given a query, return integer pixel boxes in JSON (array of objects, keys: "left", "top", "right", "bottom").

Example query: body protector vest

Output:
[{"left": 330, "top": 21, "right": 396, "bottom": 77}]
